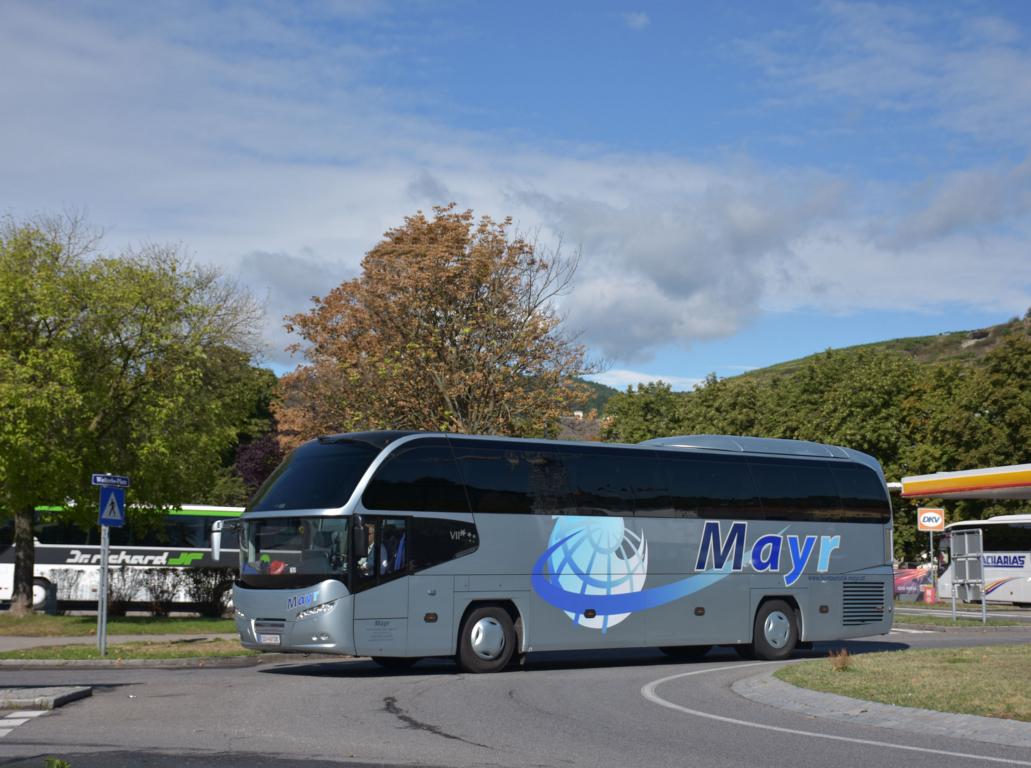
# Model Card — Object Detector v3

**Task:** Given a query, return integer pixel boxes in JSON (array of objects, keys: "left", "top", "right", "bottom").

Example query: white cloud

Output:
[
  {"left": 587, "top": 370, "right": 701, "bottom": 392},
  {"left": 623, "top": 12, "right": 650, "bottom": 31},
  {"left": 745, "top": 1, "right": 1031, "bottom": 146},
  {"left": 0, "top": 1, "right": 1027, "bottom": 370}
]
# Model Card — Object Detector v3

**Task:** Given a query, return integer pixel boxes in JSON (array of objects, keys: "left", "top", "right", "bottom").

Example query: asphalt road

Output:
[{"left": 1, "top": 627, "right": 1030, "bottom": 768}]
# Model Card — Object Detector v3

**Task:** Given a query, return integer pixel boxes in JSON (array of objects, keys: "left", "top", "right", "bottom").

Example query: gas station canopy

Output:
[{"left": 900, "top": 464, "right": 1031, "bottom": 501}]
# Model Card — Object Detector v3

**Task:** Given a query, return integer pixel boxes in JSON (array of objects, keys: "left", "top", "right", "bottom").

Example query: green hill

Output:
[
  {"left": 740, "top": 312, "right": 1030, "bottom": 381},
  {"left": 577, "top": 378, "right": 619, "bottom": 414}
]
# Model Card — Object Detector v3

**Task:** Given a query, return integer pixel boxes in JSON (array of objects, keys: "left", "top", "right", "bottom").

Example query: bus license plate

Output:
[{"left": 258, "top": 633, "right": 281, "bottom": 646}]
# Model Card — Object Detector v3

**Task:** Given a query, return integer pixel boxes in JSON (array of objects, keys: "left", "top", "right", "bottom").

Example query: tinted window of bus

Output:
[
  {"left": 749, "top": 458, "right": 842, "bottom": 522},
  {"left": 363, "top": 439, "right": 469, "bottom": 513},
  {"left": 982, "top": 523, "right": 1031, "bottom": 552},
  {"left": 663, "top": 452, "right": 763, "bottom": 520},
  {"left": 623, "top": 451, "right": 674, "bottom": 517},
  {"left": 453, "top": 442, "right": 534, "bottom": 513},
  {"left": 251, "top": 439, "right": 381, "bottom": 511},
  {"left": 129, "top": 516, "right": 208, "bottom": 548},
  {"left": 35, "top": 519, "right": 93, "bottom": 545},
  {"left": 409, "top": 517, "right": 479, "bottom": 571},
  {"left": 453, "top": 441, "right": 575, "bottom": 515},
  {"left": 831, "top": 463, "right": 890, "bottom": 523},
  {"left": 561, "top": 447, "right": 635, "bottom": 516}
]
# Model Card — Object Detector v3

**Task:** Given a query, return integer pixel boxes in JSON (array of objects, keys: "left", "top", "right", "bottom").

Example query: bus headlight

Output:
[{"left": 296, "top": 600, "right": 337, "bottom": 621}]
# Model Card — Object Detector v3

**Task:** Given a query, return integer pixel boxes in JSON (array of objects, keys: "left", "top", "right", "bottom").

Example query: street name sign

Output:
[{"left": 92, "top": 473, "right": 130, "bottom": 488}]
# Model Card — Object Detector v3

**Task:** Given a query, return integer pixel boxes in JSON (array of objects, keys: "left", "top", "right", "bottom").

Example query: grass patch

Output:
[
  {"left": 0, "top": 638, "right": 257, "bottom": 661},
  {"left": 776, "top": 644, "right": 1031, "bottom": 721},
  {"left": 0, "top": 614, "right": 235, "bottom": 637},
  {"left": 893, "top": 612, "right": 1023, "bottom": 627}
]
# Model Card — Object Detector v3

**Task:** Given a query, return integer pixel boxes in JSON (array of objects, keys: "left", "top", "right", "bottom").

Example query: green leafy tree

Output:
[
  {"left": 602, "top": 382, "right": 683, "bottom": 443},
  {"left": 0, "top": 216, "right": 265, "bottom": 614}
]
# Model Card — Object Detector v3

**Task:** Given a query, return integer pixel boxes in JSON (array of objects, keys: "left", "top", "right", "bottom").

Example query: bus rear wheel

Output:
[
  {"left": 31, "top": 579, "right": 52, "bottom": 612},
  {"left": 751, "top": 600, "right": 798, "bottom": 661},
  {"left": 659, "top": 645, "right": 711, "bottom": 661},
  {"left": 456, "top": 606, "right": 516, "bottom": 674}
]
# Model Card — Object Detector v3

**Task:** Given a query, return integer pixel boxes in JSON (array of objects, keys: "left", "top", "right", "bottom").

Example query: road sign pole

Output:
[
  {"left": 98, "top": 524, "right": 109, "bottom": 656},
  {"left": 929, "top": 531, "right": 935, "bottom": 593}
]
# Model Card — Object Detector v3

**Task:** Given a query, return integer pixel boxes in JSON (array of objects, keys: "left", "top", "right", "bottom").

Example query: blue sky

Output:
[{"left": 2, "top": 1, "right": 1030, "bottom": 390}]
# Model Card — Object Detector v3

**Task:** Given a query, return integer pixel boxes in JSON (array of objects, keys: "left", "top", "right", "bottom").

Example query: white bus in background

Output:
[
  {"left": 0, "top": 505, "right": 243, "bottom": 612},
  {"left": 939, "top": 515, "right": 1031, "bottom": 606}
]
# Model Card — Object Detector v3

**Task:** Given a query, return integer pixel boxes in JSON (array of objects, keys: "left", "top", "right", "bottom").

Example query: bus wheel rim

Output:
[
  {"left": 763, "top": 611, "right": 790, "bottom": 648},
  {"left": 470, "top": 618, "right": 505, "bottom": 660}
]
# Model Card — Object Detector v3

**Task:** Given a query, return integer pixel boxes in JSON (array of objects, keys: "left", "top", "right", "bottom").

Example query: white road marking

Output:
[
  {"left": 0, "top": 709, "right": 49, "bottom": 738},
  {"left": 890, "top": 627, "right": 935, "bottom": 634},
  {"left": 641, "top": 663, "right": 1031, "bottom": 767}
]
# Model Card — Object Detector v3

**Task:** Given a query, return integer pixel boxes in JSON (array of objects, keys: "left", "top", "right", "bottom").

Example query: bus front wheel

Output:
[
  {"left": 751, "top": 600, "right": 798, "bottom": 661},
  {"left": 456, "top": 606, "right": 516, "bottom": 674}
]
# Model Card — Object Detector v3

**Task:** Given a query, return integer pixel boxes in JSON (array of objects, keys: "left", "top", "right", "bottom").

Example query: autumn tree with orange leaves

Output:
[{"left": 275, "top": 205, "right": 594, "bottom": 447}]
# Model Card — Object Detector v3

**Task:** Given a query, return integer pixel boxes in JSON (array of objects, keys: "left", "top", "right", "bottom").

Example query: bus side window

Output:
[
  {"left": 749, "top": 458, "right": 841, "bottom": 523},
  {"left": 831, "top": 464, "right": 890, "bottom": 523},
  {"left": 363, "top": 439, "right": 468, "bottom": 513},
  {"left": 409, "top": 517, "right": 478, "bottom": 571},
  {"left": 453, "top": 442, "right": 535, "bottom": 514},
  {"left": 665, "top": 454, "right": 764, "bottom": 520},
  {"left": 623, "top": 451, "right": 674, "bottom": 517},
  {"left": 563, "top": 447, "right": 635, "bottom": 517}
]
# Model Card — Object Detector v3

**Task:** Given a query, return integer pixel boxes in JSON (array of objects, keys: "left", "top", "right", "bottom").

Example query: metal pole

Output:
[
  {"left": 929, "top": 531, "right": 935, "bottom": 598},
  {"left": 98, "top": 525, "right": 109, "bottom": 656}
]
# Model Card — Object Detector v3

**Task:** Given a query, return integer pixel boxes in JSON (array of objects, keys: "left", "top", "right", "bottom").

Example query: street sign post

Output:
[
  {"left": 92, "top": 473, "right": 130, "bottom": 489},
  {"left": 917, "top": 507, "right": 945, "bottom": 596},
  {"left": 93, "top": 474, "right": 129, "bottom": 656}
]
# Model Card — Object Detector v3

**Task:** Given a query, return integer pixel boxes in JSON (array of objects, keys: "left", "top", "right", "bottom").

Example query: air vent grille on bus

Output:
[
  {"left": 254, "top": 619, "right": 287, "bottom": 631},
  {"left": 842, "top": 582, "right": 885, "bottom": 625}
]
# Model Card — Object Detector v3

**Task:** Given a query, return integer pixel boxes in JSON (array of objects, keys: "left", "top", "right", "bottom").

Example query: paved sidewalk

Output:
[
  {"left": 734, "top": 669, "right": 1031, "bottom": 750},
  {"left": 0, "top": 633, "right": 238, "bottom": 652}
]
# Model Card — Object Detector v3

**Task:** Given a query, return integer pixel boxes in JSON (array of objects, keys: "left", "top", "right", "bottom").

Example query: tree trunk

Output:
[{"left": 10, "top": 506, "right": 36, "bottom": 615}]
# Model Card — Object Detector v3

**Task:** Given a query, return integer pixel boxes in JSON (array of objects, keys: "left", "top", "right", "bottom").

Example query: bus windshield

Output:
[
  {"left": 239, "top": 517, "right": 350, "bottom": 589},
  {"left": 249, "top": 439, "right": 381, "bottom": 512}
]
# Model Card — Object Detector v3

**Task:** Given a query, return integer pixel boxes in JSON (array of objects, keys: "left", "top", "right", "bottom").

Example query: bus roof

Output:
[
  {"left": 900, "top": 464, "right": 1031, "bottom": 500},
  {"left": 945, "top": 514, "right": 1031, "bottom": 529}
]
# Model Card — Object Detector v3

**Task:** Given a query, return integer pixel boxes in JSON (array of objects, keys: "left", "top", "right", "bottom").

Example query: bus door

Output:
[{"left": 353, "top": 517, "right": 409, "bottom": 655}]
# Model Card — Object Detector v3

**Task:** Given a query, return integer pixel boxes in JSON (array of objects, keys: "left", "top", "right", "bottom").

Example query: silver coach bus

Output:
[{"left": 213, "top": 431, "right": 894, "bottom": 672}]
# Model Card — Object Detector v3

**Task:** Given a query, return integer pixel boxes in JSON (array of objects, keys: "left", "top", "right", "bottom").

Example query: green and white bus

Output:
[
  {"left": 217, "top": 431, "right": 894, "bottom": 672},
  {"left": 1, "top": 505, "right": 242, "bottom": 611}
]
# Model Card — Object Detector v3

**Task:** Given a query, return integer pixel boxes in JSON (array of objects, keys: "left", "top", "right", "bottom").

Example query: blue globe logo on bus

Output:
[{"left": 543, "top": 516, "right": 648, "bottom": 632}]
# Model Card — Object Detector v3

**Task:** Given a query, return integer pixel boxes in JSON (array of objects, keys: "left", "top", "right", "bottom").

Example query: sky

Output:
[{"left": 2, "top": 0, "right": 1030, "bottom": 390}]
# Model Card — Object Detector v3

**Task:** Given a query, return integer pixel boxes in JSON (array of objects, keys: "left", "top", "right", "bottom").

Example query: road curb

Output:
[
  {"left": 733, "top": 669, "right": 1031, "bottom": 750},
  {"left": 0, "top": 655, "right": 273, "bottom": 670},
  {"left": 0, "top": 686, "right": 91, "bottom": 710}
]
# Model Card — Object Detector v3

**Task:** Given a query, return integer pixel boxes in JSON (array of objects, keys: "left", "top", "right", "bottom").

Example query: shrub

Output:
[{"left": 828, "top": 648, "right": 852, "bottom": 672}]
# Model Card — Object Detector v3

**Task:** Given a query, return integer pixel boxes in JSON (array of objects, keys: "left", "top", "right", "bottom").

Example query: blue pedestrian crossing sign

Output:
[{"left": 99, "top": 486, "right": 126, "bottom": 528}]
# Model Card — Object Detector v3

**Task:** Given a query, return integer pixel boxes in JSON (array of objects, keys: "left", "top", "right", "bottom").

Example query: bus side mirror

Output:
[
  {"left": 211, "top": 519, "right": 224, "bottom": 560},
  {"left": 211, "top": 518, "right": 242, "bottom": 561}
]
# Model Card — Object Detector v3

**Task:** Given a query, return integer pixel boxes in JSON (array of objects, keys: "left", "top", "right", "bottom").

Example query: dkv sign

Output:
[{"left": 917, "top": 507, "right": 945, "bottom": 532}]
